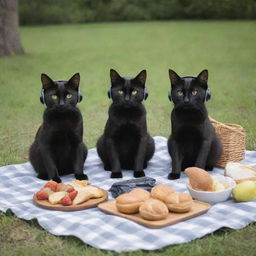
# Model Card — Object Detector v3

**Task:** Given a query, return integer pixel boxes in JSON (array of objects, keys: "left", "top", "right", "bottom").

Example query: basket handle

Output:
[{"left": 209, "top": 117, "right": 245, "bottom": 136}]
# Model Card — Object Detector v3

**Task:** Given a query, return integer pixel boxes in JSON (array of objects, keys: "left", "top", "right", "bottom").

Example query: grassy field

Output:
[{"left": 0, "top": 21, "right": 256, "bottom": 255}]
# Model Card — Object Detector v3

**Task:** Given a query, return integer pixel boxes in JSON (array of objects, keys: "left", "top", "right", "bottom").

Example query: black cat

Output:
[
  {"left": 97, "top": 69, "right": 155, "bottom": 178},
  {"left": 167, "top": 69, "right": 222, "bottom": 180},
  {"left": 29, "top": 73, "right": 88, "bottom": 182}
]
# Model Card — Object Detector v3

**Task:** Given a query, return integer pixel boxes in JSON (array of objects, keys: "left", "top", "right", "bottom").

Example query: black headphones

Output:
[
  {"left": 168, "top": 87, "right": 211, "bottom": 102},
  {"left": 40, "top": 89, "right": 83, "bottom": 104},
  {"left": 107, "top": 86, "right": 148, "bottom": 100}
]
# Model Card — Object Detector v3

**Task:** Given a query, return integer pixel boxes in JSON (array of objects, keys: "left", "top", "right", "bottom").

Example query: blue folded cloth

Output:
[{"left": 109, "top": 177, "right": 156, "bottom": 197}]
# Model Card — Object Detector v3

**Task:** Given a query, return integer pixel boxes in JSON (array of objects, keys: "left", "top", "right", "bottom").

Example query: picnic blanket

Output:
[{"left": 0, "top": 136, "right": 255, "bottom": 252}]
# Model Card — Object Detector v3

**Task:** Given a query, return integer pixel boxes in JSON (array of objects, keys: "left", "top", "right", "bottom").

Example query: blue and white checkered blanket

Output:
[{"left": 0, "top": 136, "right": 255, "bottom": 252}]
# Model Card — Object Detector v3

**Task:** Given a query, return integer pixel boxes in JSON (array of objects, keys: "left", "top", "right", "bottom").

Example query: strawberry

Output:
[
  {"left": 69, "top": 190, "right": 78, "bottom": 201},
  {"left": 61, "top": 195, "right": 72, "bottom": 206},
  {"left": 44, "top": 180, "right": 58, "bottom": 192},
  {"left": 36, "top": 189, "right": 49, "bottom": 200}
]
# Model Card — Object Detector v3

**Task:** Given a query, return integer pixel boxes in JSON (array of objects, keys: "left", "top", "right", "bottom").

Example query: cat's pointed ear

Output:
[
  {"left": 197, "top": 69, "right": 208, "bottom": 84},
  {"left": 134, "top": 70, "right": 146, "bottom": 85},
  {"left": 68, "top": 73, "right": 80, "bottom": 89},
  {"left": 41, "top": 73, "right": 54, "bottom": 90},
  {"left": 169, "top": 69, "right": 182, "bottom": 86},
  {"left": 110, "top": 69, "right": 122, "bottom": 85}
]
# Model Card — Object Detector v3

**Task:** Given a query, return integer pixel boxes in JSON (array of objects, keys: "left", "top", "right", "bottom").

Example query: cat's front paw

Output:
[
  {"left": 168, "top": 173, "right": 180, "bottom": 180},
  {"left": 134, "top": 171, "right": 145, "bottom": 178},
  {"left": 75, "top": 173, "right": 88, "bottom": 180},
  {"left": 111, "top": 172, "right": 123, "bottom": 178},
  {"left": 37, "top": 173, "right": 49, "bottom": 180},
  {"left": 52, "top": 176, "right": 62, "bottom": 183},
  {"left": 206, "top": 165, "right": 214, "bottom": 171}
]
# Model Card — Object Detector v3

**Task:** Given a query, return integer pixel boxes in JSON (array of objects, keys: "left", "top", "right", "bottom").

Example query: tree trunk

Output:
[{"left": 0, "top": 0, "right": 25, "bottom": 57}]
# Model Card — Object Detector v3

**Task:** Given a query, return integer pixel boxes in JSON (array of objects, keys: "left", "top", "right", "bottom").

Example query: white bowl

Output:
[{"left": 186, "top": 176, "right": 236, "bottom": 204}]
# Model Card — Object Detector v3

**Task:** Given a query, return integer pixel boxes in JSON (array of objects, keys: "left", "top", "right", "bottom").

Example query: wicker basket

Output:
[{"left": 210, "top": 118, "right": 246, "bottom": 168}]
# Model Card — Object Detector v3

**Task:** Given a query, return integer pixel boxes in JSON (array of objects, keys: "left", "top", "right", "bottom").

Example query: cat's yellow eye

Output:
[
  {"left": 192, "top": 90, "right": 198, "bottom": 95},
  {"left": 51, "top": 95, "right": 58, "bottom": 100},
  {"left": 66, "top": 94, "right": 72, "bottom": 99},
  {"left": 118, "top": 90, "right": 124, "bottom": 95},
  {"left": 177, "top": 90, "right": 183, "bottom": 96},
  {"left": 132, "top": 90, "right": 137, "bottom": 95}
]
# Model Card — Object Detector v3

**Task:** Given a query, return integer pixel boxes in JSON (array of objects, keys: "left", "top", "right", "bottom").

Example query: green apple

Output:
[{"left": 232, "top": 180, "right": 256, "bottom": 202}]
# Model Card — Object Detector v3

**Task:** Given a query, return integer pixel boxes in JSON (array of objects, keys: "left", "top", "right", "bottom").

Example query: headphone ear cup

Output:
[
  {"left": 78, "top": 92, "right": 83, "bottom": 102},
  {"left": 143, "top": 87, "right": 148, "bottom": 100},
  {"left": 107, "top": 86, "right": 112, "bottom": 99},
  {"left": 168, "top": 91, "right": 172, "bottom": 101},
  {"left": 205, "top": 88, "right": 211, "bottom": 101},
  {"left": 40, "top": 91, "right": 45, "bottom": 104}
]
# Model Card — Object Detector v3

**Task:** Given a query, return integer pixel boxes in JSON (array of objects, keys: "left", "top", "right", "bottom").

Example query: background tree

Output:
[{"left": 0, "top": 0, "right": 25, "bottom": 57}]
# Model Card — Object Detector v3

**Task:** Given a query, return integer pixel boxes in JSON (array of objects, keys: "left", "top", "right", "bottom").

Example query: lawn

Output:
[{"left": 0, "top": 21, "right": 255, "bottom": 255}]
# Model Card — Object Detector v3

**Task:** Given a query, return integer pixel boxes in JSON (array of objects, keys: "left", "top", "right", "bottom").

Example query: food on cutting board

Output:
[
  {"left": 115, "top": 184, "right": 193, "bottom": 220},
  {"left": 35, "top": 180, "right": 104, "bottom": 206},
  {"left": 164, "top": 193, "right": 193, "bottom": 213},
  {"left": 232, "top": 180, "right": 256, "bottom": 202},
  {"left": 151, "top": 184, "right": 175, "bottom": 201},
  {"left": 116, "top": 193, "right": 144, "bottom": 214},
  {"left": 225, "top": 162, "right": 256, "bottom": 183},
  {"left": 185, "top": 167, "right": 229, "bottom": 192},
  {"left": 73, "top": 189, "right": 95, "bottom": 205},
  {"left": 129, "top": 188, "right": 151, "bottom": 201},
  {"left": 139, "top": 198, "right": 169, "bottom": 221},
  {"left": 69, "top": 179, "right": 90, "bottom": 189},
  {"left": 49, "top": 191, "right": 68, "bottom": 204}
]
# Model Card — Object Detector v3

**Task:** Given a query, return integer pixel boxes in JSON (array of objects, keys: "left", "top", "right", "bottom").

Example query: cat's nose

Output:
[
  {"left": 184, "top": 96, "right": 189, "bottom": 104},
  {"left": 125, "top": 95, "right": 130, "bottom": 101},
  {"left": 59, "top": 99, "right": 65, "bottom": 105}
]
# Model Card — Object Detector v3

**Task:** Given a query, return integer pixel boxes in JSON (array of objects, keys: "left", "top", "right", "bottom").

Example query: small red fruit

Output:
[
  {"left": 44, "top": 181, "right": 58, "bottom": 192},
  {"left": 61, "top": 195, "right": 72, "bottom": 206},
  {"left": 66, "top": 184, "right": 74, "bottom": 193},
  {"left": 36, "top": 190, "right": 49, "bottom": 200},
  {"left": 69, "top": 190, "right": 78, "bottom": 201}
]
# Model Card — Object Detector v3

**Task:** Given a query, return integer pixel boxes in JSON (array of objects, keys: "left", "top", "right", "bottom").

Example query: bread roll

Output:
[
  {"left": 184, "top": 167, "right": 214, "bottom": 191},
  {"left": 225, "top": 162, "right": 256, "bottom": 183},
  {"left": 151, "top": 184, "right": 174, "bottom": 201},
  {"left": 164, "top": 193, "right": 192, "bottom": 213},
  {"left": 116, "top": 193, "right": 143, "bottom": 214},
  {"left": 129, "top": 188, "right": 151, "bottom": 201},
  {"left": 139, "top": 198, "right": 169, "bottom": 221}
]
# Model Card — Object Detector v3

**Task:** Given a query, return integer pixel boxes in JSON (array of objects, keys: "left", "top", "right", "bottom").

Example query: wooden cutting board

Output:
[
  {"left": 33, "top": 188, "right": 108, "bottom": 211},
  {"left": 98, "top": 199, "right": 210, "bottom": 228}
]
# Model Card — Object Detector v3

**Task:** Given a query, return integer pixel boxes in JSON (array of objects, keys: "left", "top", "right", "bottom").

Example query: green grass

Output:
[{"left": 0, "top": 21, "right": 256, "bottom": 255}]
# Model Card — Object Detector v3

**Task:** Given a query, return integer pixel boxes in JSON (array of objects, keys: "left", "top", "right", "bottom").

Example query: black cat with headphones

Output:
[
  {"left": 40, "top": 74, "right": 83, "bottom": 105},
  {"left": 167, "top": 69, "right": 222, "bottom": 180},
  {"left": 29, "top": 72, "right": 88, "bottom": 183},
  {"left": 97, "top": 69, "right": 155, "bottom": 179},
  {"left": 168, "top": 76, "right": 211, "bottom": 102},
  {"left": 107, "top": 69, "right": 149, "bottom": 101}
]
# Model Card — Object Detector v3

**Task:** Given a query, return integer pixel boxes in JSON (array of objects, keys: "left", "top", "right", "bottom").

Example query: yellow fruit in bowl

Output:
[
  {"left": 213, "top": 181, "right": 226, "bottom": 191},
  {"left": 232, "top": 180, "right": 256, "bottom": 202}
]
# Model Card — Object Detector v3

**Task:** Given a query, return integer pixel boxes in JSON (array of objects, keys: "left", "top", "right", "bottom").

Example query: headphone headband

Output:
[
  {"left": 40, "top": 89, "right": 82, "bottom": 104},
  {"left": 168, "top": 87, "right": 211, "bottom": 102}
]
